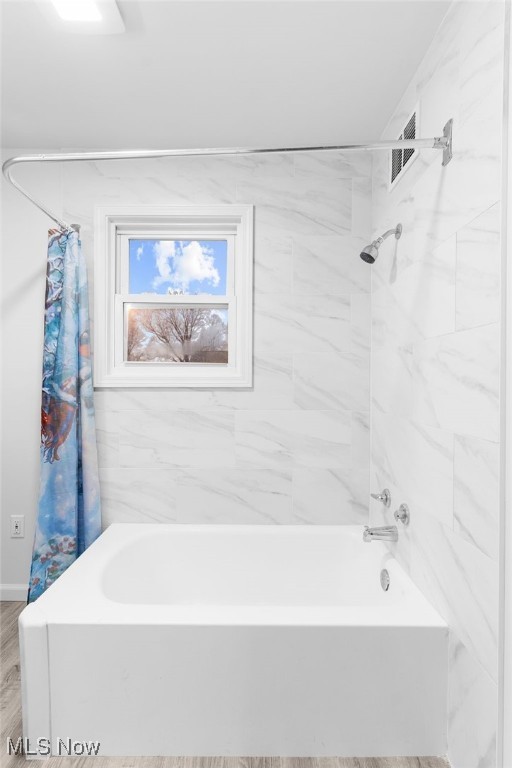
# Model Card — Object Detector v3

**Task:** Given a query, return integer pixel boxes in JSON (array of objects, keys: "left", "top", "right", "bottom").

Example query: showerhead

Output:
[
  {"left": 359, "top": 244, "right": 379, "bottom": 264},
  {"left": 360, "top": 223, "right": 402, "bottom": 264}
]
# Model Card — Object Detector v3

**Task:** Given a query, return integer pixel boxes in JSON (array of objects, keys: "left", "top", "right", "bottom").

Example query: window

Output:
[{"left": 94, "top": 205, "right": 253, "bottom": 387}]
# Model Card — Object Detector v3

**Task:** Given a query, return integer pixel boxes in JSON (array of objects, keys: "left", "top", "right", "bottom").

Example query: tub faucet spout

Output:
[{"left": 363, "top": 525, "right": 399, "bottom": 543}]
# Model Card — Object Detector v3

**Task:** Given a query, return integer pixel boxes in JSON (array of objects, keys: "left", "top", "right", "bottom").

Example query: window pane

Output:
[
  {"left": 129, "top": 240, "right": 227, "bottom": 295},
  {"left": 126, "top": 305, "right": 228, "bottom": 364}
]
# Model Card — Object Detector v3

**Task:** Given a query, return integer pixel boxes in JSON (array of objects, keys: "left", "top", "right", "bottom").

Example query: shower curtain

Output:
[{"left": 28, "top": 228, "right": 101, "bottom": 602}]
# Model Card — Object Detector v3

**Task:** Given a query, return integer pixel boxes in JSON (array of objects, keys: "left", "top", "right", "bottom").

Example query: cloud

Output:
[
  {"left": 136, "top": 245, "right": 144, "bottom": 261},
  {"left": 153, "top": 241, "right": 176, "bottom": 286},
  {"left": 152, "top": 240, "right": 220, "bottom": 291}
]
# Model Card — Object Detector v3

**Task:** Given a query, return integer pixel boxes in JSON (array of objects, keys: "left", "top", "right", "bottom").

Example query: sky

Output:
[{"left": 129, "top": 239, "right": 227, "bottom": 295}]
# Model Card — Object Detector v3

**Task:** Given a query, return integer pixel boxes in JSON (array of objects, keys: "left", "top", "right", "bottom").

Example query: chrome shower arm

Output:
[
  {"left": 374, "top": 223, "right": 403, "bottom": 246},
  {"left": 373, "top": 228, "right": 400, "bottom": 246}
]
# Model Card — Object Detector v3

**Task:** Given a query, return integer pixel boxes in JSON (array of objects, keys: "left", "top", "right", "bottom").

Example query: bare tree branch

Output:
[{"left": 138, "top": 307, "right": 210, "bottom": 362}]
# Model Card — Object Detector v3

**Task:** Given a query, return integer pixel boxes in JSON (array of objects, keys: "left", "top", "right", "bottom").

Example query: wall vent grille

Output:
[{"left": 390, "top": 110, "right": 417, "bottom": 186}]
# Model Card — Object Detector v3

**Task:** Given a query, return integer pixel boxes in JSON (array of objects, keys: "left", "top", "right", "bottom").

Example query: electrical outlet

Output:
[{"left": 10, "top": 515, "right": 25, "bottom": 538}]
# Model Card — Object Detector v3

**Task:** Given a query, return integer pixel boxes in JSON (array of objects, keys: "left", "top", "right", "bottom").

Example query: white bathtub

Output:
[{"left": 19, "top": 524, "right": 448, "bottom": 758}]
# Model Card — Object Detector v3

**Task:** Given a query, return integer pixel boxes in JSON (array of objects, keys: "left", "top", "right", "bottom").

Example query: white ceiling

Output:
[{"left": 1, "top": 0, "right": 451, "bottom": 150}]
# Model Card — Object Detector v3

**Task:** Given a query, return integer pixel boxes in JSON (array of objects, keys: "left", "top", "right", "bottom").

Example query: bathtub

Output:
[{"left": 19, "top": 524, "right": 448, "bottom": 758}]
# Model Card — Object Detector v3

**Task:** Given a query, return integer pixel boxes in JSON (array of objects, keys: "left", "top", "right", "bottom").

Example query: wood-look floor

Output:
[{"left": 0, "top": 602, "right": 450, "bottom": 768}]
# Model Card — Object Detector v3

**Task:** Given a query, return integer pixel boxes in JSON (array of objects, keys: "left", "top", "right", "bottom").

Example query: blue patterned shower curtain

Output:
[{"left": 28, "top": 228, "right": 101, "bottom": 602}]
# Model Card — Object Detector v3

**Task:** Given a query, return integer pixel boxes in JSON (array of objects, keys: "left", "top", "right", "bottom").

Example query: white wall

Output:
[
  {"left": 369, "top": 2, "right": 505, "bottom": 767},
  {"left": 1, "top": 148, "right": 373, "bottom": 592}
]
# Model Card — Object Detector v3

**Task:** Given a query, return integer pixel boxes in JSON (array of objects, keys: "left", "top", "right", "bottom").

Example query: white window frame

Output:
[{"left": 94, "top": 205, "right": 253, "bottom": 388}]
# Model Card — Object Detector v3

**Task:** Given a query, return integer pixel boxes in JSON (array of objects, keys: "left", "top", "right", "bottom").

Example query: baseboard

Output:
[{"left": 1, "top": 583, "right": 27, "bottom": 601}]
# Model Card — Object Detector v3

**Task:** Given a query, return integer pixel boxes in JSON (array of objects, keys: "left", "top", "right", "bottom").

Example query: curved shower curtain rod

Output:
[{"left": 2, "top": 119, "right": 453, "bottom": 231}]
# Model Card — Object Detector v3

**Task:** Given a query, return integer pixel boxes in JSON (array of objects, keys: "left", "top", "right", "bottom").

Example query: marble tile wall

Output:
[
  {"left": 60, "top": 150, "right": 373, "bottom": 527},
  {"left": 369, "top": 2, "right": 504, "bottom": 767}
]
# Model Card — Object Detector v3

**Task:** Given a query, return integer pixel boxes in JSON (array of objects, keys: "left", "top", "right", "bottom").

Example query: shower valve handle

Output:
[
  {"left": 370, "top": 489, "right": 391, "bottom": 507},
  {"left": 394, "top": 503, "right": 410, "bottom": 525}
]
